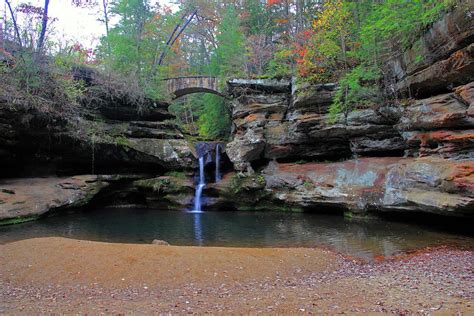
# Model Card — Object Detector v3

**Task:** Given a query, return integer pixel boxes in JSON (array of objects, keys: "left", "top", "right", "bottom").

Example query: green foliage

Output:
[
  {"left": 0, "top": 215, "right": 39, "bottom": 226},
  {"left": 229, "top": 173, "right": 266, "bottom": 194},
  {"left": 115, "top": 136, "right": 131, "bottom": 147},
  {"left": 303, "top": 181, "right": 314, "bottom": 190},
  {"left": 210, "top": 6, "right": 246, "bottom": 79},
  {"left": 229, "top": 174, "right": 246, "bottom": 194},
  {"left": 189, "top": 5, "right": 244, "bottom": 140},
  {"left": 297, "top": 0, "right": 460, "bottom": 123},
  {"left": 10, "top": 52, "right": 42, "bottom": 94},
  {"left": 295, "top": 160, "right": 308, "bottom": 165},
  {"left": 0, "top": 48, "right": 84, "bottom": 116},
  {"left": 96, "top": 0, "right": 171, "bottom": 102},
  {"left": 328, "top": 65, "right": 380, "bottom": 123},
  {"left": 197, "top": 94, "right": 231, "bottom": 140},
  {"left": 134, "top": 178, "right": 170, "bottom": 193},
  {"left": 165, "top": 171, "right": 187, "bottom": 179},
  {"left": 265, "top": 48, "right": 293, "bottom": 78}
]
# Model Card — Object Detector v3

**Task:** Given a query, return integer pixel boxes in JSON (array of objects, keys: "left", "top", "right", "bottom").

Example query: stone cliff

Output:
[
  {"left": 0, "top": 68, "right": 195, "bottom": 177},
  {"left": 220, "top": 5, "right": 474, "bottom": 217}
]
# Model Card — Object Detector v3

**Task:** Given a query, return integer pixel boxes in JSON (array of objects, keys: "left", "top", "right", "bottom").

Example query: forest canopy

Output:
[{"left": 1, "top": 0, "right": 461, "bottom": 139}]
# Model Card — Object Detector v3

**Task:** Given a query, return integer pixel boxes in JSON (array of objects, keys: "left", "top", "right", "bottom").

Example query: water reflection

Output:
[
  {"left": 193, "top": 212, "right": 203, "bottom": 246},
  {"left": 0, "top": 208, "right": 472, "bottom": 260}
]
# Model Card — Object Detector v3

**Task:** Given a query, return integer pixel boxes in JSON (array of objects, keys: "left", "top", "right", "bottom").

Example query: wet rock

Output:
[
  {"left": 0, "top": 176, "right": 110, "bottom": 224},
  {"left": 133, "top": 175, "right": 194, "bottom": 210},
  {"left": 206, "top": 172, "right": 278, "bottom": 212},
  {"left": 195, "top": 141, "right": 226, "bottom": 160}
]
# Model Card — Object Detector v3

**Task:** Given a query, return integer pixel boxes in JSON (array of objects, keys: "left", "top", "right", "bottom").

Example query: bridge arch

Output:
[{"left": 165, "top": 76, "right": 224, "bottom": 99}]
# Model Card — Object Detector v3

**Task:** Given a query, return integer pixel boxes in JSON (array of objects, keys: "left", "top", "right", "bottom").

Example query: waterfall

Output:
[
  {"left": 215, "top": 144, "right": 221, "bottom": 183},
  {"left": 192, "top": 156, "right": 205, "bottom": 213}
]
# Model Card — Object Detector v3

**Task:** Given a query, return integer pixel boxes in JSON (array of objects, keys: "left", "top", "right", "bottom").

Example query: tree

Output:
[
  {"left": 197, "top": 94, "right": 230, "bottom": 139},
  {"left": 101, "top": 0, "right": 111, "bottom": 55},
  {"left": 36, "top": 0, "right": 50, "bottom": 51},
  {"left": 210, "top": 5, "right": 246, "bottom": 78},
  {"left": 5, "top": 0, "right": 22, "bottom": 48}
]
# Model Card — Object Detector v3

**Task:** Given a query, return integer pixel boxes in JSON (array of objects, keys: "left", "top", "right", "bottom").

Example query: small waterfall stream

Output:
[
  {"left": 192, "top": 143, "right": 223, "bottom": 213},
  {"left": 215, "top": 144, "right": 221, "bottom": 182},
  {"left": 192, "top": 156, "right": 206, "bottom": 213}
]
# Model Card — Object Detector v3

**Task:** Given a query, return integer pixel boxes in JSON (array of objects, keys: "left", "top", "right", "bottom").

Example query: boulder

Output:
[
  {"left": 226, "top": 128, "right": 266, "bottom": 172},
  {"left": 152, "top": 239, "right": 170, "bottom": 246}
]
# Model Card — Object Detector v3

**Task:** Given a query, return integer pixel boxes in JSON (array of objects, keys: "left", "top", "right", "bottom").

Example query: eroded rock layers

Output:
[{"left": 222, "top": 5, "right": 474, "bottom": 217}]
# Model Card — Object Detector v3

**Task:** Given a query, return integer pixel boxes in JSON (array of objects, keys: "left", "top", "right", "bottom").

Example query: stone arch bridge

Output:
[{"left": 164, "top": 76, "right": 224, "bottom": 99}]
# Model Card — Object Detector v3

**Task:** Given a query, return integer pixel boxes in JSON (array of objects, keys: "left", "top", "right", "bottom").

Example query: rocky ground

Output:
[{"left": 1, "top": 238, "right": 472, "bottom": 314}]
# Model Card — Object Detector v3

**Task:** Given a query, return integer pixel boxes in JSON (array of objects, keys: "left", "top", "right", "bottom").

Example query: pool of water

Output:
[{"left": 1, "top": 208, "right": 472, "bottom": 260}]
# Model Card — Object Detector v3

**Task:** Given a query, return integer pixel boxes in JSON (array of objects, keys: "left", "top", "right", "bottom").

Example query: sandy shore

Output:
[{"left": 1, "top": 237, "right": 473, "bottom": 314}]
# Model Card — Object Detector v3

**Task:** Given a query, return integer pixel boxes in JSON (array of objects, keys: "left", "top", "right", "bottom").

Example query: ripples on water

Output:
[{"left": 0, "top": 208, "right": 472, "bottom": 260}]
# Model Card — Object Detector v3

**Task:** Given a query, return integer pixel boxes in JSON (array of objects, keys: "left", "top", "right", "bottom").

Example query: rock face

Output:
[
  {"left": 132, "top": 174, "right": 195, "bottom": 210},
  {"left": 209, "top": 157, "right": 474, "bottom": 217},
  {"left": 223, "top": 78, "right": 474, "bottom": 216},
  {"left": 222, "top": 7, "right": 474, "bottom": 218},
  {"left": 388, "top": 3, "right": 474, "bottom": 97},
  {"left": 264, "top": 158, "right": 473, "bottom": 216},
  {"left": 0, "top": 77, "right": 195, "bottom": 177},
  {"left": 226, "top": 79, "right": 406, "bottom": 172},
  {"left": 0, "top": 176, "right": 110, "bottom": 224}
]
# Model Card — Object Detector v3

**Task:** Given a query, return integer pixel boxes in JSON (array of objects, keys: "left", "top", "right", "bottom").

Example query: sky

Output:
[{"left": 3, "top": 0, "right": 178, "bottom": 47}]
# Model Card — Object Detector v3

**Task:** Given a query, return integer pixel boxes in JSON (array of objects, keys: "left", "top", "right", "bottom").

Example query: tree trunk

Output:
[
  {"left": 5, "top": 0, "right": 22, "bottom": 48},
  {"left": 153, "top": 12, "right": 187, "bottom": 71},
  {"left": 37, "top": 0, "right": 50, "bottom": 52},
  {"left": 158, "top": 10, "right": 197, "bottom": 66},
  {"left": 0, "top": 14, "right": 4, "bottom": 49},
  {"left": 102, "top": 0, "right": 111, "bottom": 55}
]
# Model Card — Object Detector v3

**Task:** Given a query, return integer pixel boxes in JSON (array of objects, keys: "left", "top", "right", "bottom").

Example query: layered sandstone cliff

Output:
[{"left": 221, "top": 5, "right": 474, "bottom": 217}]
